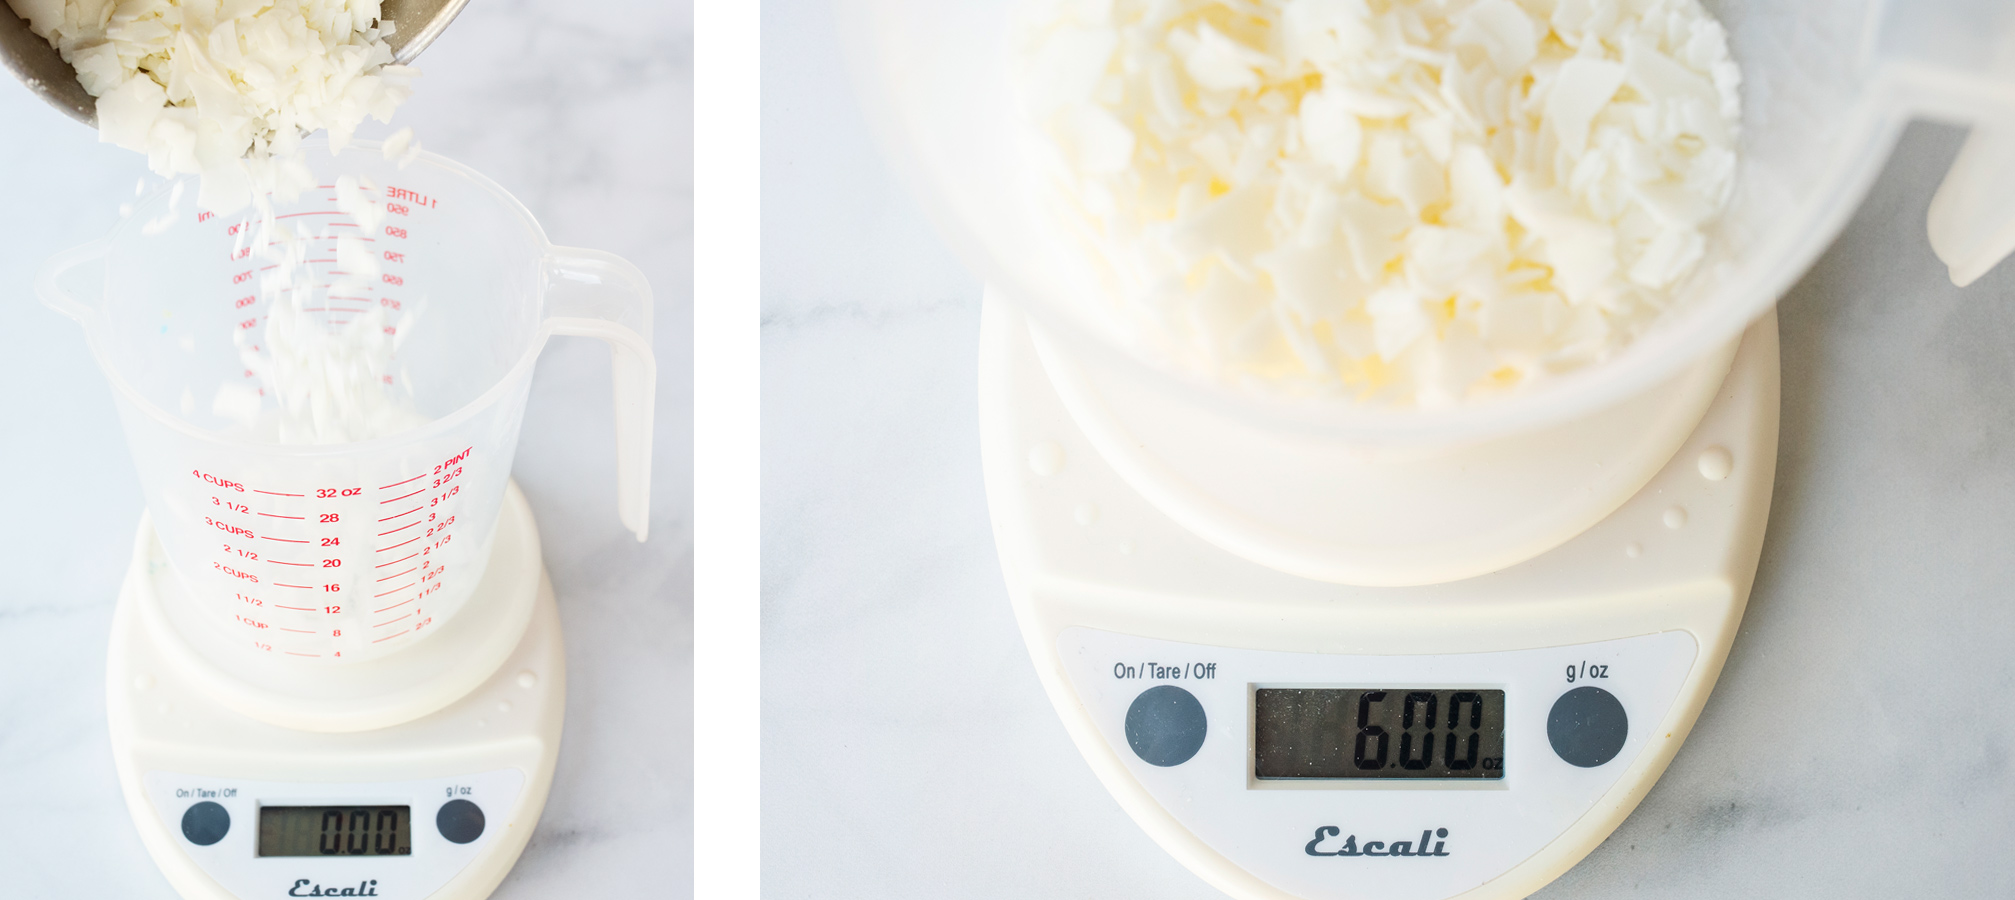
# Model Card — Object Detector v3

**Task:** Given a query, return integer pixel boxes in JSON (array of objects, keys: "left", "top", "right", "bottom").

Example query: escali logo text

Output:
[
  {"left": 288, "top": 879, "right": 378, "bottom": 897},
  {"left": 1305, "top": 827, "right": 1451, "bottom": 857}
]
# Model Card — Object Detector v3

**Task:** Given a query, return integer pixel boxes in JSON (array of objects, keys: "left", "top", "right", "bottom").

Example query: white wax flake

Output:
[
  {"left": 210, "top": 381, "right": 263, "bottom": 422},
  {"left": 380, "top": 126, "right": 422, "bottom": 168},
  {"left": 1451, "top": 0, "right": 1538, "bottom": 75},
  {"left": 1366, "top": 283, "right": 1430, "bottom": 360},
  {"left": 1299, "top": 88, "right": 1364, "bottom": 176},
  {"left": 335, "top": 235, "right": 379, "bottom": 278},
  {"left": 9, "top": 0, "right": 420, "bottom": 214},
  {"left": 138, "top": 178, "right": 184, "bottom": 234},
  {"left": 1178, "top": 22, "right": 1271, "bottom": 93},
  {"left": 1544, "top": 58, "right": 1626, "bottom": 155},
  {"left": 334, "top": 174, "right": 387, "bottom": 233},
  {"left": 1017, "top": 0, "right": 1742, "bottom": 405}
]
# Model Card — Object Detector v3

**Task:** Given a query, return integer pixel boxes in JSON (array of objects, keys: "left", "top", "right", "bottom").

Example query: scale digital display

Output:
[
  {"left": 258, "top": 806, "right": 413, "bottom": 857},
  {"left": 1255, "top": 688, "right": 1506, "bottom": 779}
]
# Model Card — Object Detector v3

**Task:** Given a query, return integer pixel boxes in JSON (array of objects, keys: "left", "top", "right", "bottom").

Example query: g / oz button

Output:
[
  {"left": 1548, "top": 686, "right": 1628, "bottom": 768},
  {"left": 436, "top": 799, "right": 486, "bottom": 844}
]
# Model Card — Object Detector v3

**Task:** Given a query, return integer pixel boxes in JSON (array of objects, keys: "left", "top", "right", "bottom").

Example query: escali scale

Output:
[
  {"left": 107, "top": 485, "right": 565, "bottom": 900},
  {"left": 978, "top": 295, "right": 1779, "bottom": 900}
]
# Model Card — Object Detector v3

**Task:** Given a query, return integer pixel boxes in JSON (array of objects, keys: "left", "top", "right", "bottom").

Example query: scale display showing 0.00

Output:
[
  {"left": 258, "top": 806, "right": 413, "bottom": 857},
  {"left": 1254, "top": 688, "right": 1507, "bottom": 779}
]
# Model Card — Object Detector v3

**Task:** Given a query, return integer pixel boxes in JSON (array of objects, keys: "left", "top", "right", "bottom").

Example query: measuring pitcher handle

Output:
[
  {"left": 34, "top": 237, "right": 113, "bottom": 324},
  {"left": 1867, "top": 2, "right": 2015, "bottom": 285},
  {"left": 1928, "top": 125, "right": 2015, "bottom": 287},
  {"left": 542, "top": 247, "right": 658, "bottom": 542}
]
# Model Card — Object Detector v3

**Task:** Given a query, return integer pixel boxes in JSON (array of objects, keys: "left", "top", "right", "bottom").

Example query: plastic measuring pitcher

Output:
[
  {"left": 840, "top": 0, "right": 2015, "bottom": 446},
  {"left": 38, "top": 141, "right": 655, "bottom": 664}
]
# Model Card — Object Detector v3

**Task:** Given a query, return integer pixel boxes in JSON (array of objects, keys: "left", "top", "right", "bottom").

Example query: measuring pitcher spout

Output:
[{"left": 34, "top": 141, "right": 657, "bottom": 665}]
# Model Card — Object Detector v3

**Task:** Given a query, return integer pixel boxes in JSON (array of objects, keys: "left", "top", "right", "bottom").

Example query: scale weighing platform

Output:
[
  {"left": 106, "top": 485, "right": 564, "bottom": 900},
  {"left": 978, "top": 300, "right": 1779, "bottom": 900}
]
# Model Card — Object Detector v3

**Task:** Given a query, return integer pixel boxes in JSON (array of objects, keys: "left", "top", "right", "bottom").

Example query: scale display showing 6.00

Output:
[{"left": 1254, "top": 688, "right": 1508, "bottom": 780}]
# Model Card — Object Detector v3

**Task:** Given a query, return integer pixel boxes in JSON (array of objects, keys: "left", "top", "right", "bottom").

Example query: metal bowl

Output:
[{"left": 1, "top": 0, "right": 471, "bottom": 127}]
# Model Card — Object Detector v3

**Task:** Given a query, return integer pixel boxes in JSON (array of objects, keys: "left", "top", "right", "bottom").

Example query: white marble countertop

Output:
[
  {"left": 761, "top": 1, "right": 2015, "bottom": 895},
  {"left": 0, "top": 1, "right": 691, "bottom": 895}
]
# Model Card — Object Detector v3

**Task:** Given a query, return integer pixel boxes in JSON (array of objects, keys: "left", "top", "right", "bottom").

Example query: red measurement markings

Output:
[
  {"left": 371, "top": 632, "right": 409, "bottom": 644},
  {"left": 378, "top": 507, "right": 422, "bottom": 523},
  {"left": 254, "top": 489, "right": 304, "bottom": 497},
  {"left": 269, "top": 560, "right": 312, "bottom": 567},
  {"left": 258, "top": 512, "right": 304, "bottom": 519},
  {"left": 373, "top": 614, "right": 412, "bottom": 628},
  {"left": 375, "top": 583, "right": 415, "bottom": 598},
  {"left": 380, "top": 473, "right": 427, "bottom": 490},
  {"left": 378, "top": 520, "right": 420, "bottom": 537},
  {"left": 261, "top": 536, "right": 310, "bottom": 544},
  {"left": 381, "top": 488, "right": 425, "bottom": 504},
  {"left": 285, "top": 651, "right": 320, "bottom": 657},
  {"left": 274, "top": 582, "right": 315, "bottom": 589},
  {"left": 376, "top": 567, "right": 416, "bottom": 582},
  {"left": 278, "top": 627, "right": 316, "bottom": 634},
  {"left": 275, "top": 604, "right": 317, "bottom": 612},
  {"left": 373, "top": 598, "right": 414, "bottom": 614},
  {"left": 386, "top": 186, "right": 436, "bottom": 207},
  {"left": 378, "top": 536, "right": 422, "bottom": 553},
  {"left": 376, "top": 552, "right": 418, "bottom": 568}
]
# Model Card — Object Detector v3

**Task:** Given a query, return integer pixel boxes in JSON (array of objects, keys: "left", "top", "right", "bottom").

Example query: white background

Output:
[
  {"left": 0, "top": 1, "right": 693, "bottom": 895},
  {"left": 761, "top": 0, "right": 2015, "bottom": 897}
]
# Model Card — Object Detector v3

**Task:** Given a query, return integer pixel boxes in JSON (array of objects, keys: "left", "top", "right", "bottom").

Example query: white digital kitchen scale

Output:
[
  {"left": 106, "top": 483, "right": 563, "bottom": 900},
  {"left": 978, "top": 297, "right": 1779, "bottom": 900}
]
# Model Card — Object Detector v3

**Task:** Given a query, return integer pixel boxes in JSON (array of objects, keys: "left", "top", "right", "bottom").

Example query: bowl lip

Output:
[{"left": 86, "top": 138, "right": 561, "bottom": 458}]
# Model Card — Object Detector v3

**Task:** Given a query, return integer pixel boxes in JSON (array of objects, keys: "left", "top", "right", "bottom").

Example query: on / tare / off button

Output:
[
  {"left": 1125, "top": 685, "right": 1207, "bottom": 767},
  {"left": 181, "top": 801, "right": 229, "bottom": 846}
]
